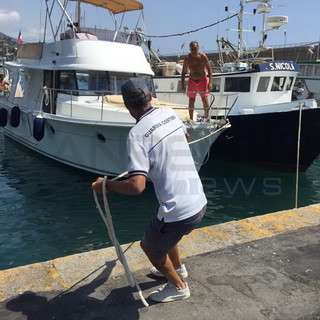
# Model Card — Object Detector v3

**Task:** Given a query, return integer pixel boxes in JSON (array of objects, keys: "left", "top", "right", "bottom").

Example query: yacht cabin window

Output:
[
  {"left": 315, "top": 66, "right": 320, "bottom": 76},
  {"left": 271, "top": 76, "right": 286, "bottom": 91},
  {"left": 211, "top": 77, "right": 221, "bottom": 92},
  {"left": 286, "top": 77, "right": 294, "bottom": 91},
  {"left": 138, "top": 74, "right": 156, "bottom": 97},
  {"left": 306, "top": 65, "right": 313, "bottom": 76},
  {"left": 106, "top": 72, "right": 155, "bottom": 96},
  {"left": 59, "top": 71, "right": 77, "bottom": 91},
  {"left": 75, "top": 71, "right": 109, "bottom": 93},
  {"left": 300, "top": 65, "right": 306, "bottom": 76},
  {"left": 224, "top": 77, "right": 250, "bottom": 92},
  {"left": 57, "top": 70, "right": 155, "bottom": 96},
  {"left": 14, "top": 69, "right": 25, "bottom": 98},
  {"left": 256, "top": 76, "right": 270, "bottom": 92}
]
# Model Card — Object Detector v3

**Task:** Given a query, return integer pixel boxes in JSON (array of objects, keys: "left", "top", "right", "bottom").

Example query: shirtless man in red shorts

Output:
[{"left": 181, "top": 41, "right": 212, "bottom": 120}]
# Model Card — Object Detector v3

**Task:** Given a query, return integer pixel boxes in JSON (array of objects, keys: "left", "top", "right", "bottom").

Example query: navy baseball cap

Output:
[{"left": 121, "top": 78, "right": 150, "bottom": 106}]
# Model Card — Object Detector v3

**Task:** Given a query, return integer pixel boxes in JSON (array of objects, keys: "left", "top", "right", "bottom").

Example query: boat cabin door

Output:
[{"left": 43, "top": 70, "right": 58, "bottom": 114}]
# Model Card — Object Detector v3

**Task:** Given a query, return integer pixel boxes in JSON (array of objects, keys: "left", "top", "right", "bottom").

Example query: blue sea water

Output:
[{"left": 1, "top": 128, "right": 320, "bottom": 270}]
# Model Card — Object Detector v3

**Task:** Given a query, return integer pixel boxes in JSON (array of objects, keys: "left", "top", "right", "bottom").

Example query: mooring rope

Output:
[
  {"left": 295, "top": 102, "right": 303, "bottom": 208},
  {"left": 93, "top": 174, "right": 149, "bottom": 307},
  {"left": 188, "top": 121, "right": 229, "bottom": 145}
]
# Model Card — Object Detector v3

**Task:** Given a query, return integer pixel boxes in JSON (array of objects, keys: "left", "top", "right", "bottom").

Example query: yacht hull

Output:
[
  {"left": 2, "top": 109, "right": 224, "bottom": 175},
  {"left": 3, "top": 111, "right": 131, "bottom": 175},
  {"left": 211, "top": 108, "right": 320, "bottom": 171}
]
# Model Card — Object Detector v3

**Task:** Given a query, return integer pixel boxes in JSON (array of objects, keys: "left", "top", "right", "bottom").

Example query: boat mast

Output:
[
  {"left": 230, "top": 1, "right": 254, "bottom": 60},
  {"left": 55, "top": 0, "right": 78, "bottom": 34},
  {"left": 237, "top": 1, "right": 244, "bottom": 59},
  {"left": 77, "top": 1, "right": 81, "bottom": 29}
]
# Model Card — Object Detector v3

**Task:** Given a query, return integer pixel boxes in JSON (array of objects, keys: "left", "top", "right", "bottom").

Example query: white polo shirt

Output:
[{"left": 127, "top": 106, "right": 207, "bottom": 222}]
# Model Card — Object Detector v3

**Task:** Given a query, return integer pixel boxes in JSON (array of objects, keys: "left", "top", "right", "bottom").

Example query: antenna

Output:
[
  {"left": 77, "top": 1, "right": 81, "bottom": 29},
  {"left": 247, "top": 0, "right": 288, "bottom": 47},
  {"left": 256, "top": 1, "right": 272, "bottom": 47}
]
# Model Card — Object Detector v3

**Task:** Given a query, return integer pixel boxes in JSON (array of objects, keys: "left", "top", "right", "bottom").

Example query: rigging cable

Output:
[{"left": 141, "top": 14, "right": 237, "bottom": 38}]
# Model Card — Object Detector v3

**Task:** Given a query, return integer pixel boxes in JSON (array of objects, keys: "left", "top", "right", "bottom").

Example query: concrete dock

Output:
[{"left": 0, "top": 204, "right": 319, "bottom": 320}]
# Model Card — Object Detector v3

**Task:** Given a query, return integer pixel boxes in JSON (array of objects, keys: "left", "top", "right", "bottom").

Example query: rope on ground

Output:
[
  {"left": 93, "top": 175, "right": 149, "bottom": 307},
  {"left": 142, "top": 14, "right": 238, "bottom": 38}
]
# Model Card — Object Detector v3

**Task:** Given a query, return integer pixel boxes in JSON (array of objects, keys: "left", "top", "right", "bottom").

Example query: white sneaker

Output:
[
  {"left": 149, "top": 264, "right": 188, "bottom": 279},
  {"left": 148, "top": 282, "right": 190, "bottom": 303}
]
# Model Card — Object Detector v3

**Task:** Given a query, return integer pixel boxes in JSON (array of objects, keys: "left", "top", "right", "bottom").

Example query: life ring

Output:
[
  {"left": 33, "top": 116, "right": 45, "bottom": 141},
  {"left": 10, "top": 106, "right": 21, "bottom": 128},
  {"left": 0, "top": 108, "right": 8, "bottom": 127}
]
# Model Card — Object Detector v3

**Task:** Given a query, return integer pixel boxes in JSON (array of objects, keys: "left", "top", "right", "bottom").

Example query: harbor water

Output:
[{"left": 1, "top": 128, "right": 320, "bottom": 270}]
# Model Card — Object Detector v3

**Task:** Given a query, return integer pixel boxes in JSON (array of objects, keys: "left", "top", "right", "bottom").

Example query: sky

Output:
[{"left": 0, "top": 0, "right": 319, "bottom": 56}]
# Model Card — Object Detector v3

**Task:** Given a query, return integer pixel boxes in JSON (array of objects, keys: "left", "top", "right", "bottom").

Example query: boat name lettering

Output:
[
  {"left": 144, "top": 115, "right": 176, "bottom": 137},
  {"left": 269, "top": 62, "right": 296, "bottom": 71}
]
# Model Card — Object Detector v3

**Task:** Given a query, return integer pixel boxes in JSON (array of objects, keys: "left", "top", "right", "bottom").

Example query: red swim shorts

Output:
[{"left": 187, "top": 75, "right": 209, "bottom": 98}]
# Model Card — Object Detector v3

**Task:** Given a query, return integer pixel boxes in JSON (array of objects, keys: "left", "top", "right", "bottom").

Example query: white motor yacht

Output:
[{"left": 0, "top": 0, "right": 230, "bottom": 176}]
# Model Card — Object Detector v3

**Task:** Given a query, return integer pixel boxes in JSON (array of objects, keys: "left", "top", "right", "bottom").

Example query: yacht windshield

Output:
[{"left": 70, "top": 71, "right": 155, "bottom": 96}]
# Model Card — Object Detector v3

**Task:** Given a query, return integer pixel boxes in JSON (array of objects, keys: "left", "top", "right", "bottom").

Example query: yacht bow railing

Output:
[
  {"left": 154, "top": 90, "right": 237, "bottom": 119},
  {"left": 37, "top": 87, "right": 234, "bottom": 121}
]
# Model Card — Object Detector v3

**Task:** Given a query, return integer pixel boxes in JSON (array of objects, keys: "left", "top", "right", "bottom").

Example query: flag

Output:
[
  {"left": 181, "top": 42, "right": 185, "bottom": 49},
  {"left": 17, "top": 30, "right": 23, "bottom": 44},
  {"left": 308, "top": 46, "right": 314, "bottom": 55}
]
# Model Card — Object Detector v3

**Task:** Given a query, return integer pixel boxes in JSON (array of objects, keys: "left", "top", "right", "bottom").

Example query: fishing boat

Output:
[
  {"left": 0, "top": 0, "right": 229, "bottom": 176},
  {"left": 154, "top": 0, "right": 320, "bottom": 171},
  {"left": 293, "top": 57, "right": 320, "bottom": 105}
]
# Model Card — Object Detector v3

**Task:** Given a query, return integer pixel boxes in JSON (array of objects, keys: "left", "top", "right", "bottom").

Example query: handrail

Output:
[
  {"left": 36, "top": 87, "right": 235, "bottom": 121},
  {"left": 155, "top": 90, "right": 237, "bottom": 119}
]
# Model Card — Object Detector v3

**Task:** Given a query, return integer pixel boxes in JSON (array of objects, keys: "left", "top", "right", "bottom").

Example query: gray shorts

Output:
[{"left": 141, "top": 204, "right": 207, "bottom": 259}]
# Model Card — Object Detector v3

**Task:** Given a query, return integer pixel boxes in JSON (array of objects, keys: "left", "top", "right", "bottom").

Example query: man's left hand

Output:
[{"left": 92, "top": 177, "right": 104, "bottom": 193}]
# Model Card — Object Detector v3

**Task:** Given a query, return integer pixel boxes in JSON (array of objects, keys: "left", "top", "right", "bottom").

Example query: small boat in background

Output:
[
  {"left": 0, "top": 0, "right": 229, "bottom": 175},
  {"left": 154, "top": 0, "right": 320, "bottom": 171}
]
